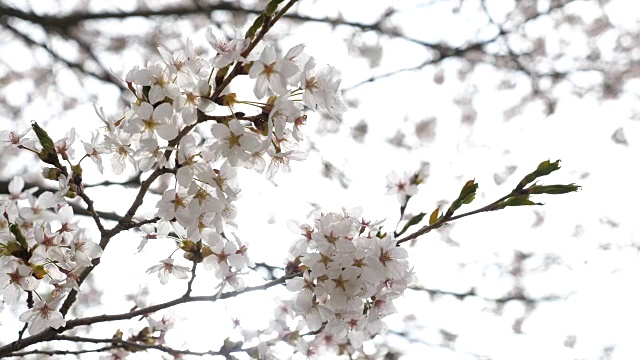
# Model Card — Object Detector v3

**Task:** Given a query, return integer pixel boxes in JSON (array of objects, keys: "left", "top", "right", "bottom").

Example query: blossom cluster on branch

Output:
[
  {"left": 285, "top": 209, "right": 414, "bottom": 352},
  {"left": 0, "top": 0, "right": 579, "bottom": 358}
]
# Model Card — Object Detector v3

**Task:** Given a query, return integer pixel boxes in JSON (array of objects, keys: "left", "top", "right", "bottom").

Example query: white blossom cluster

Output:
[
  {"left": 0, "top": 25, "right": 349, "bottom": 339},
  {"left": 284, "top": 209, "right": 415, "bottom": 354},
  {"left": 0, "top": 176, "right": 102, "bottom": 334}
]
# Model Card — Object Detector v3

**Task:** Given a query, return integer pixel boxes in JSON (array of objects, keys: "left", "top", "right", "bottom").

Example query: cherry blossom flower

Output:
[
  {"left": 18, "top": 298, "right": 66, "bottom": 334},
  {"left": 19, "top": 191, "right": 58, "bottom": 222},
  {"left": 93, "top": 104, "right": 117, "bottom": 134},
  {"left": 249, "top": 45, "right": 298, "bottom": 98},
  {"left": 207, "top": 119, "right": 260, "bottom": 166},
  {"left": 135, "top": 136, "right": 170, "bottom": 172},
  {"left": 54, "top": 128, "right": 76, "bottom": 161},
  {"left": 137, "top": 221, "right": 171, "bottom": 252},
  {"left": 0, "top": 127, "right": 30, "bottom": 151},
  {"left": 266, "top": 148, "right": 306, "bottom": 180},
  {"left": 385, "top": 171, "right": 418, "bottom": 206},
  {"left": 158, "top": 39, "right": 203, "bottom": 84},
  {"left": 156, "top": 189, "right": 191, "bottom": 225},
  {"left": 104, "top": 132, "right": 136, "bottom": 175},
  {"left": 126, "top": 102, "right": 178, "bottom": 140},
  {"left": 205, "top": 28, "right": 248, "bottom": 68},
  {"left": 128, "top": 62, "right": 180, "bottom": 104},
  {"left": 70, "top": 230, "right": 103, "bottom": 267},
  {"left": 174, "top": 78, "right": 216, "bottom": 126},
  {"left": 301, "top": 62, "right": 347, "bottom": 120},
  {"left": 202, "top": 230, "right": 242, "bottom": 275},
  {"left": 146, "top": 258, "right": 190, "bottom": 285},
  {"left": 176, "top": 134, "right": 209, "bottom": 187},
  {"left": 0, "top": 262, "right": 39, "bottom": 305},
  {"left": 82, "top": 131, "right": 106, "bottom": 174},
  {"left": 5, "top": 177, "right": 37, "bottom": 215}
]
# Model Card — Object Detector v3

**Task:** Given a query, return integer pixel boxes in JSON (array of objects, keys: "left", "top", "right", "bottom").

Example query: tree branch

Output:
[
  {"left": 408, "top": 285, "right": 571, "bottom": 304},
  {"left": 0, "top": 272, "right": 300, "bottom": 356}
]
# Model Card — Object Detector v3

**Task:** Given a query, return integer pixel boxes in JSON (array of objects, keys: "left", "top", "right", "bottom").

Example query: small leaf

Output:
[
  {"left": 503, "top": 195, "right": 542, "bottom": 207},
  {"left": 246, "top": 13, "right": 266, "bottom": 39},
  {"left": 31, "top": 121, "right": 55, "bottom": 154},
  {"left": 429, "top": 206, "right": 440, "bottom": 225},
  {"left": 397, "top": 212, "right": 427, "bottom": 236},
  {"left": 265, "top": 0, "right": 285, "bottom": 16},
  {"left": 9, "top": 223, "right": 28, "bottom": 250},
  {"left": 527, "top": 184, "right": 580, "bottom": 195},
  {"left": 2, "top": 241, "right": 22, "bottom": 257},
  {"left": 446, "top": 179, "right": 478, "bottom": 216},
  {"left": 516, "top": 160, "right": 561, "bottom": 191}
]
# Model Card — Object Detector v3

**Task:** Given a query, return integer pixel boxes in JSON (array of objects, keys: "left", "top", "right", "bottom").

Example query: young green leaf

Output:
[
  {"left": 246, "top": 13, "right": 266, "bottom": 39},
  {"left": 516, "top": 160, "right": 561, "bottom": 191},
  {"left": 445, "top": 179, "right": 478, "bottom": 217},
  {"left": 397, "top": 212, "right": 427, "bottom": 236},
  {"left": 31, "top": 121, "right": 55, "bottom": 153},
  {"left": 502, "top": 195, "right": 542, "bottom": 207},
  {"left": 527, "top": 184, "right": 581, "bottom": 195},
  {"left": 9, "top": 223, "right": 29, "bottom": 250},
  {"left": 266, "top": 0, "right": 285, "bottom": 16},
  {"left": 429, "top": 206, "right": 440, "bottom": 225}
]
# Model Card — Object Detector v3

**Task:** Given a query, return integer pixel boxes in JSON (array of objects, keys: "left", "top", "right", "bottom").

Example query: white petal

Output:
[
  {"left": 153, "top": 103, "right": 173, "bottom": 123},
  {"left": 148, "top": 85, "right": 166, "bottom": 104},
  {"left": 8, "top": 176, "right": 24, "bottom": 195},
  {"left": 157, "top": 123, "right": 179, "bottom": 141}
]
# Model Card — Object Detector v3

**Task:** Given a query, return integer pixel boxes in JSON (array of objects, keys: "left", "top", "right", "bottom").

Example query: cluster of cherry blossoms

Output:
[
  {"left": 282, "top": 209, "right": 414, "bottom": 354},
  {"left": 0, "top": 15, "right": 418, "bottom": 356},
  {"left": 0, "top": 24, "right": 350, "bottom": 338},
  {"left": 0, "top": 175, "right": 102, "bottom": 334}
]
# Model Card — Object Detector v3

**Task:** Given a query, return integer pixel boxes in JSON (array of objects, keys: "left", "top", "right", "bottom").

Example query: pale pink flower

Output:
[
  {"left": 54, "top": 128, "right": 76, "bottom": 161},
  {"left": 206, "top": 28, "right": 248, "bottom": 68},
  {"left": 70, "top": 230, "right": 103, "bottom": 267},
  {"left": 249, "top": 45, "right": 298, "bottom": 98},
  {"left": 208, "top": 119, "right": 260, "bottom": 166},
  {"left": 175, "top": 78, "right": 216, "bottom": 125},
  {"left": 82, "top": 131, "right": 106, "bottom": 174},
  {"left": 0, "top": 263, "right": 39, "bottom": 305},
  {"left": 0, "top": 127, "right": 30, "bottom": 151},
  {"left": 155, "top": 189, "right": 191, "bottom": 225},
  {"left": 126, "top": 102, "right": 178, "bottom": 140},
  {"left": 146, "top": 258, "right": 190, "bottom": 285},
  {"left": 19, "top": 299, "right": 66, "bottom": 334}
]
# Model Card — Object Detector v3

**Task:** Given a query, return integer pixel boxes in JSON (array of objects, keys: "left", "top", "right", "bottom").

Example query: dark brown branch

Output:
[
  {"left": 0, "top": 3, "right": 260, "bottom": 29},
  {"left": 409, "top": 285, "right": 571, "bottom": 304},
  {"left": 183, "top": 262, "right": 198, "bottom": 297},
  {"left": 75, "top": 187, "right": 106, "bottom": 235},
  {"left": 49, "top": 335, "right": 248, "bottom": 357},
  {"left": 10, "top": 346, "right": 115, "bottom": 357},
  {"left": 0, "top": 272, "right": 301, "bottom": 356}
]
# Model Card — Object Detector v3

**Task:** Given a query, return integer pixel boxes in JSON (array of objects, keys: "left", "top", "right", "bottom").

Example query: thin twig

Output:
[
  {"left": 183, "top": 262, "right": 198, "bottom": 297},
  {"left": 396, "top": 192, "right": 514, "bottom": 245}
]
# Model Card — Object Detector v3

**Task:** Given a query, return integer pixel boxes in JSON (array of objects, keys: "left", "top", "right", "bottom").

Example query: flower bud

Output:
[{"left": 42, "top": 167, "right": 62, "bottom": 180}]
